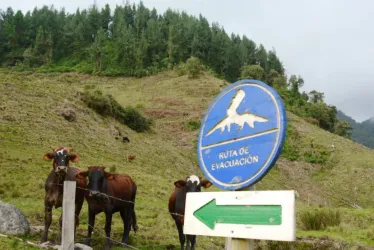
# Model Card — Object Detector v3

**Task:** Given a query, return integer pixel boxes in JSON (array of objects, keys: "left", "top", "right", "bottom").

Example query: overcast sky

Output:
[{"left": 2, "top": 0, "right": 373, "bottom": 122}]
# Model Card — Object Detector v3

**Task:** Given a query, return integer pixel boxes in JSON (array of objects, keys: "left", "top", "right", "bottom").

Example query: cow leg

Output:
[
  {"left": 190, "top": 235, "right": 196, "bottom": 250},
  {"left": 185, "top": 235, "right": 196, "bottom": 250},
  {"left": 40, "top": 203, "right": 52, "bottom": 243},
  {"left": 58, "top": 213, "right": 63, "bottom": 242},
  {"left": 175, "top": 220, "right": 185, "bottom": 250},
  {"left": 131, "top": 209, "right": 138, "bottom": 232},
  {"left": 131, "top": 185, "right": 138, "bottom": 232},
  {"left": 186, "top": 235, "right": 192, "bottom": 250},
  {"left": 104, "top": 212, "right": 113, "bottom": 250},
  {"left": 120, "top": 208, "right": 132, "bottom": 245},
  {"left": 84, "top": 209, "right": 95, "bottom": 246},
  {"left": 74, "top": 200, "right": 84, "bottom": 237}
]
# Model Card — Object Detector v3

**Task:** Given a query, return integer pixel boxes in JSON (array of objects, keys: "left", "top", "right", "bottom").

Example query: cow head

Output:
[
  {"left": 76, "top": 166, "right": 113, "bottom": 198},
  {"left": 43, "top": 146, "right": 79, "bottom": 173},
  {"left": 174, "top": 175, "right": 212, "bottom": 193}
]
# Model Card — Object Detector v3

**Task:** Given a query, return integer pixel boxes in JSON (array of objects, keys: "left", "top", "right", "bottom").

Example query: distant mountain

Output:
[{"left": 337, "top": 110, "right": 374, "bottom": 148}]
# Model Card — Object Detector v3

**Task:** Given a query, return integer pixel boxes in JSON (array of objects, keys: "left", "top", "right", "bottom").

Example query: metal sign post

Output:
[
  {"left": 226, "top": 185, "right": 256, "bottom": 250},
  {"left": 185, "top": 79, "right": 292, "bottom": 249}
]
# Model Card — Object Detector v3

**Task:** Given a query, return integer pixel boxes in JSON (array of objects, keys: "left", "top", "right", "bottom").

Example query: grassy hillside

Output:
[{"left": 0, "top": 70, "right": 373, "bottom": 249}]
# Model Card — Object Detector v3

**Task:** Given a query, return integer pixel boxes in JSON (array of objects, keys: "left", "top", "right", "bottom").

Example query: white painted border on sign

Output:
[
  {"left": 183, "top": 190, "right": 296, "bottom": 241},
  {"left": 198, "top": 82, "right": 284, "bottom": 190}
]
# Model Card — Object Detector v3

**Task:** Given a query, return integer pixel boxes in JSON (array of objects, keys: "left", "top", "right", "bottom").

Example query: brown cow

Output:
[
  {"left": 76, "top": 166, "right": 138, "bottom": 250},
  {"left": 168, "top": 175, "right": 212, "bottom": 250},
  {"left": 40, "top": 146, "right": 87, "bottom": 243},
  {"left": 127, "top": 154, "right": 136, "bottom": 162}
]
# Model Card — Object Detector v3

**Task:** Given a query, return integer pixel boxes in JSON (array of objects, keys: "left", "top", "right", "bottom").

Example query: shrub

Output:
[
  {"left": 72, "top": 60, "right": 93, "bottom": 74},
  {"left": 82, "top": 90, "right": 112, "bottom": 115},
  {"left": 299, "top": 208, "right": 341, "bottom": 230},
  {"left": 185, "top": 56, "right": 202, "bottom": 79},
  {"left": 240, "top": 64, "right": 265, "bottom": 81},
  {"left": 81, "top": 90, "right": 153, "bottom": 132},
  {"left": 176, "top": 62, "right": 186, "bottom": 76},
  {"left": 303, "top": 140, "right": 330, "bottom": 164},
  {"left": 281, "top": 125, "right": 300, "bottom": 161},
  {"left": 183, "top": 119, "right": 201, "bottom": 131}
]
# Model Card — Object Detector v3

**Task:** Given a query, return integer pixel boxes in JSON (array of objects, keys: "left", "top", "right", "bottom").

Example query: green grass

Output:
[
  {"left": 296, "top": 207, "right": 374, "bottom": 247},
  {"left": 299, "top": 208, "right": 341, "bottom": 231},
  {"left": 0, "top": 70, "right": 373, "bottom": 249},
  {"left": 0, "top": 236, "right": 40, "bottom": 250}
]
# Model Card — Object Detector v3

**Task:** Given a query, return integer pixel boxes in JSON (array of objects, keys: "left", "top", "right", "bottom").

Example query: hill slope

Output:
[{"left": 0, "top": 70, "right": 373, "bottom": 249}]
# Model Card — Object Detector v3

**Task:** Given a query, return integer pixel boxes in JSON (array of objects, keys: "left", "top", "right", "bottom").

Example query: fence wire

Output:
[
  {"left": 47, "top": 181, "right": 185, "bottom": 218},
  {"left": 39, "top": 181, "right": 185, "bottom": 249},
  {"left": 12, "top": 170, "right": 363, "bottom": 249}
]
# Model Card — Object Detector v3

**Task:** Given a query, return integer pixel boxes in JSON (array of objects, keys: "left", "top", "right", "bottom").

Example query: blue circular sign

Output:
[{"left": 197, "top": 79, "right": 287, "bottom": 190}]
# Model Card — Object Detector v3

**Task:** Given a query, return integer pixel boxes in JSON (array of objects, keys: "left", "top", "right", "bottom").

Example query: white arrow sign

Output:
[{"left": 183, "top": 190, "right": 296, "bottom": 241}]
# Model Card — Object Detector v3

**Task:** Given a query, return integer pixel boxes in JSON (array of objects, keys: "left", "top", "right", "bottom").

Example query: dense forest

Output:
[
  {"left": 0, "top": 1, "right": 285, "bottom": 80},
  {"left": 337, "top": 110, "right": 374, "bottom": 148},
  {"left": 0, "top": 1, "right": 352, "bottom": 138}
]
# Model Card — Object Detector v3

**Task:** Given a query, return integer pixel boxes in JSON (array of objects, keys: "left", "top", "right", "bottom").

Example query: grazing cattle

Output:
[
  {"left": 127, "top": 154, "right": 136, "bottom": 162},
  {"left": 40, "top": 146, "right": 88, "bottom": 243},
  {"left": 168, "top": 175, "right": 212, "bottom": 250},
  {"left": 76, "top": 166, "right": 138, "bottom": 250}
]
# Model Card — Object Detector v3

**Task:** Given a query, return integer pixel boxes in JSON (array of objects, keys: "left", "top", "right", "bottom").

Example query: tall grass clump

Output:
[
  {"left": 299, "top": 208, "right": 341, "bottom": 230},
  {"left": 82, "top": 89, "right": 153, "bottom": 132},
  {"left": 185, "top": 56, "right": 203, "bottom": 79}
]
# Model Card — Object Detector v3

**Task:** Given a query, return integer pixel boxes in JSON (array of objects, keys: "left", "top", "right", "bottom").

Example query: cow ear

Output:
[
  {"left": 201, "top": 179, "right": 213, "bottom": 188},
  {"left": 76, "top": 171, "right": 88, "bottom": 179},
  {"left": 174, "top": 180, "right": 187, "bottom": 188},
  {"left": 69, "top": 153, "right": 79, "bottom": 163},
  {"left": 105, "top": 172, "right": 114, "bottom": 180},
  {"left": 43, "top": 152, "right": 55, "bottom": 161}
]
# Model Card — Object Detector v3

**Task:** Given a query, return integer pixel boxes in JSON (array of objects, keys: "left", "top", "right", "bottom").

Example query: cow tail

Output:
[{"left": 131, "top": 184, "right": 138, "bottom": 232}]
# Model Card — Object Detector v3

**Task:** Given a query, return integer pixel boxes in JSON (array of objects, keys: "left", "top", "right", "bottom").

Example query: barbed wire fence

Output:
[
  {"left": 34, "top": 181, "right": 221, "bottom": 250},
  {"left": 32, "top": 165, "right": 363, "bottom": 250},
  {"left": 1, "top": 161, "right": 364, "bottom": 249},
  {"left": 2, "top": 146, "right": 364, "bottom": 250}
]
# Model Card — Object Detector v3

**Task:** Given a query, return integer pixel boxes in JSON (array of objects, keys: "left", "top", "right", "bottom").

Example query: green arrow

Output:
[{"left": 193, "top": 199, "right": 282, "bottom": 230}]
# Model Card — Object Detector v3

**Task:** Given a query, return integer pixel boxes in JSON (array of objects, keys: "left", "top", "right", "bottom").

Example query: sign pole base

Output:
[
  {"left": 232, "top": 238, "right": 253, "bottom": 250},
  {"left": 225, "top": 185, "right": 255, "bottom": 250}
]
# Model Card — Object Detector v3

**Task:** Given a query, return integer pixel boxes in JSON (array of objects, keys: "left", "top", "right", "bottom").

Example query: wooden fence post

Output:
[
  {"left": 225, "top": 185, "right": 255, "bottom": 250},
  {"left": 61, "top": 181, "right": 76, "bottom": 250}
]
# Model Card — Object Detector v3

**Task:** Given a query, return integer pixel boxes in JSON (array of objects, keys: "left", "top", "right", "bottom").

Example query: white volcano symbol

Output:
[{"left": 206, "top": 89, "right": 268, "bottom": 136}]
